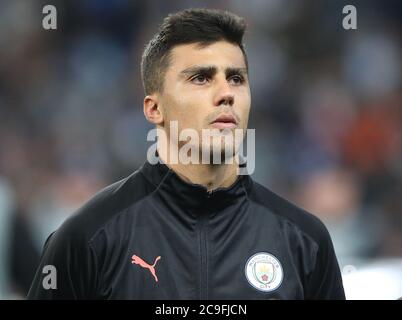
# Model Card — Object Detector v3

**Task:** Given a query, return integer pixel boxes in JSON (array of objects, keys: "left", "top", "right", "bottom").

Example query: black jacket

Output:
[{"left": 27, "top": 160, "right": 345, "bottom": 299}]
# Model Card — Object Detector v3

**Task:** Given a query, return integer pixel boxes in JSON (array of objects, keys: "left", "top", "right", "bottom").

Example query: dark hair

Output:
[{"left": 141, "top": 8, "right": 248, "bottom": 95}]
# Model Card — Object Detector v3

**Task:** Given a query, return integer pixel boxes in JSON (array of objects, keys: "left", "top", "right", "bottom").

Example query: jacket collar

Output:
[{"left": 140, "top": 157, "right": 252, "bottom": 214}]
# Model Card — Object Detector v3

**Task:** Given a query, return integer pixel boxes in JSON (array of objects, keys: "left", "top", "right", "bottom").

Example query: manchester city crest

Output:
[{"left": 245, "top": 252, "right": 283, "bottom": 292}]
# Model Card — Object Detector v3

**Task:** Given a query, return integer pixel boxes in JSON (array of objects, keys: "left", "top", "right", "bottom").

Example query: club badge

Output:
[{"left": 245, "top": 252, "right": 283, "bottom": 292}]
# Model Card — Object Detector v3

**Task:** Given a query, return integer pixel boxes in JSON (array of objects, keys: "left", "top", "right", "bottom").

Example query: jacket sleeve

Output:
[
  {"left": 305, "top": 224, "right": 346, "bottom": 300},
  {"left": 26, "top": 216, "right": 99, "bottom": 300}
]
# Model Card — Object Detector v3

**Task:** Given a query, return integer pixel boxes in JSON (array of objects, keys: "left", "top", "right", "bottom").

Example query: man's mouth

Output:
[{"left": 210, "top": 114, "right": 238, "bottom": 130}]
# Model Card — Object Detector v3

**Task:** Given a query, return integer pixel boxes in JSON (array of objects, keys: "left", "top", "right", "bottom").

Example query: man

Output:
[{"left": 28, "top": 8, "right": 345, "bottom": 299}]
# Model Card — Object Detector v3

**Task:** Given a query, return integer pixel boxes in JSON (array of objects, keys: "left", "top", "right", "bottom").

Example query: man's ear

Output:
[{"left": 143, "top": 94, "right": 164, "bottom": 125}]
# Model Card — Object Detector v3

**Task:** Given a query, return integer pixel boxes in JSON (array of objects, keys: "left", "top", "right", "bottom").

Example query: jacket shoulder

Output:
[
  {"left": 49, "top": 168, "right": 155, "bottom": 245},
  {"left": 248, "top": 181, "right": 332, "bottom": 246}
]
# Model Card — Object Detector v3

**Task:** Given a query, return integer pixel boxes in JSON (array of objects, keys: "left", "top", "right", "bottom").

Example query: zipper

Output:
[{"left": 198, "top": 213, "right": 208, "bottom": 300}]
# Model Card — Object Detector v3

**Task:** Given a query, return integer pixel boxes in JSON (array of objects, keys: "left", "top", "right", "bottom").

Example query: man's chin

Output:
[{"left": 199, "top": 143, "right": 237, "bottom": 165}]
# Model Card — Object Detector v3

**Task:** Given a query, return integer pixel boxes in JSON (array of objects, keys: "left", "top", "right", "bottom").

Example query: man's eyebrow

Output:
[
  {"left": 179, "top": 65, "right": 217, "bottom": 77},
  {"left": 179, "top": 65, "right": 248, "bottom": 78},
  {"left": 225, "top": 67, "right": 248, "bottom": 77}
]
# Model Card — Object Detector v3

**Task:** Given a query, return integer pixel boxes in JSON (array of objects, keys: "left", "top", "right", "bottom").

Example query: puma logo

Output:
[{"left": 131, "top": 254, "right": 161, "bottom": 282}]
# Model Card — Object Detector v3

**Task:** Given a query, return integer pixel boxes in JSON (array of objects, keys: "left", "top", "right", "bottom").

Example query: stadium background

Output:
[{"left": 0, "top": 0, "right": 401, "bottom": 299}]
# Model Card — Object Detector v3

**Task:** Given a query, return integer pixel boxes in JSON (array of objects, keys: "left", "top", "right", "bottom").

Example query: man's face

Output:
[{"left": 158, "top": 40, "right": 251, "bottom": 160}]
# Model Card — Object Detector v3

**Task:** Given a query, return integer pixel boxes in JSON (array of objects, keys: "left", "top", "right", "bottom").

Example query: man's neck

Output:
[{"left": 156, "top": 145, "right": 238, "bottom": 192}]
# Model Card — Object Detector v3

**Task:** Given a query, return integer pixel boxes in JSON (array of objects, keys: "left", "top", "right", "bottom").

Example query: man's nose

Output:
[{"left": 213, "top": 78, "right": 235, "bottom": 107}]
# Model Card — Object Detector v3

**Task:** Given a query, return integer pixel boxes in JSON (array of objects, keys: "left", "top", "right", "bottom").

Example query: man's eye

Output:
[
  {"left": 190, "top": 74, "right": 209, "bottom": 84},
  {"left": 229, "top": 75, "right": 244, "bottom": 85}
]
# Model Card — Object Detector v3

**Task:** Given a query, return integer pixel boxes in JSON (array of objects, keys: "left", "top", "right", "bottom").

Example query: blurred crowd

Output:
[{"left": 0, "top": 0, "right": 401, "bottom": 298}]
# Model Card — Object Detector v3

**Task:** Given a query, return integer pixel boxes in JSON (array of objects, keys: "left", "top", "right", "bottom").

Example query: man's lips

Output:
[{"left": 210, "top": 114, "right": 238, "bottom": 129}]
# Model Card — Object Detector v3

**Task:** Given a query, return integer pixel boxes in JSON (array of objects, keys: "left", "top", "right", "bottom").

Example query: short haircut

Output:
[{"left": 141, "top": 8, "right": 248, "bottom": 95}]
